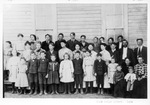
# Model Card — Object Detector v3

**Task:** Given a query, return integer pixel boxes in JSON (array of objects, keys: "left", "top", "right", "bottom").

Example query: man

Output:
[
  {"left": 54, "top": 33, "right": 66, "bottom": 52},
  {"left": 134, "top": 38, "right": 147, "bottom": 64},
  {"left": 132, "top": 56, "right": 147, "bottom": 98},
  {"left": 109, "top": 42, "right": 119, "bottom": 63},
  {"left": 41, "top": 34, "right": 53, "bottom": 51},
  {"left": 116, "top": 35, "right": 124, "bottom": 50},
  {"left": 119, "top": 39, "right": 135, "bottom": 65},
  {"left": 67, "top": 32, "right": 80, "bottom": 51}
]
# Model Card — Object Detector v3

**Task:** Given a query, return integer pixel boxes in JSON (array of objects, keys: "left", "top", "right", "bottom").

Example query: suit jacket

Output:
[
  {"left": 38, "top": 58, "right": 49, "bottom": 73},
  {"left": 93, "top": 43, "right": 100, "bottom": 53},
  {"left": 79, "top": 41, "right": 89, "bottom": 52},
  {"left": 116, "top": 42, "right": 123, "bottom": 50},
  {"left": 54, "top": 39, "right": 66, "bottom": 51},
  {"left": 94, "top": 60, "right": 106, "bottom": 75},
  {"left": 73, "top": 58, "right": 83, "bottom": 74},
  {"left": 41, "top": 41, "right": 53, "bottom": 52},
  {"left": 46, "top": 50, "right": 58, "bottom": 62},
  {"left": 119, "top": 47, "right": 136, "bottom": 66},
  {"left": 27, "top": 59, "right": 38, "bottom": 73},
  {"left": 109, "top": 49, "right": 119, "bottom": 63},
  {"left": 67, "top": 39, "right": 80, "bottom": 51},
  {"left": 134, "top": 46, "right": 147, "bottom": 64}
]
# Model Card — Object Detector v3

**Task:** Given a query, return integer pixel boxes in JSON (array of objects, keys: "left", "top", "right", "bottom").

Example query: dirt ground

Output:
[{"left": 4, "top": 92, "right": 115, "bottom": 98}]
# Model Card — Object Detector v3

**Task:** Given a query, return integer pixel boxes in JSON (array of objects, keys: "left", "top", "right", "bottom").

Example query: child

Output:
[
  {"left": 15, "top": 57, "right": 29, "bottom": 94},
  {"left": 4, "top": 41, "right": 13, "bottom": 80},
  {"left": 108, "top": 58, "right": 118, "bottom": 95},
  {"left": 73, "top": 51, "right": 84, "bottom": 94},
  {"left": 83, "top": 50, "right": 95, "bottom": 94},
  {"left": 73, "top": 44, "right": 83, "bottom": 59},
  {"left": 38, "top": 51, "right": 49, "bottom": 95},
  {"left": 34, "top": 41, "right": 45, "bottom": 59},
  {"left": 27, "top": 52, "right": 38, "bottom": 95},
  {"left": 94, "top": 53, "right": 106, "bottom": 95},
  {"left": 124, "top": 66, "right": 136, "bottom": 98},
  {"left": 46, "top": 54, "right": 59, "bottom": 94},
  {"left": 22, "top": 41, "right": 31, "bottom": 62},
  {"left": 113, "top": 65, "right": 125, "bottom": 97},
  {"left": 88, "top": 44, "right": 97, "bottom": 60},
  {"left": 7, "top": 50, "right": 20, "bottom": 94},
  {"left": 59, "top": 53, "right": 74, "bottom": 94}
]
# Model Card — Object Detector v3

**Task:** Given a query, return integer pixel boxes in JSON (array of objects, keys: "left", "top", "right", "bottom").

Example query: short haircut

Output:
[
  {"left": 30, "top": 34, "right": 36, "bottom": 41},
  {"left": 75, "top": 43, "right": 81, "bottom": 47},
  {"left": 80, "top": 35, "right": 86, "bottom": 39},
  {"left": 99, "top": 37, "right": 105, "bottom": 40},
  {"left": 58, "top": 33, "right": 64, "bottom": 37},
  {"left": 88, "top": 43, "right": 94, "bottom": 47},
  {"left": 100, "top": 43, "right": 107, "bottom": 47},
  {"left": 75, "top": 51, "right": 81, "bottom": 54},
  {"left": 51, "top": 54, "right": 56, "bottom": 58},
  {"left": 122, "top": 39, "right": 128, "bottom": 45},
  {"left": 70, "top": 32, "right": 75, "bottom": 36},
  {"left": 94, "top": 37, "right": 98, "bottom": 40},
  {"left": 45, "top": 34, "right": 52, "bottom": 38},
  {"left": 25, "top": 41, "right": 31, "bottom": 46},
  {"left": 136, "top": 38, "right": 143, "bottom": 43},
  {"left": 97, "top": 53, "right": 102, "bottom": 57},
  {"left": 17, "top": 33, "right": 24, "bottom": 37},
  {"left": 117, "top": 35, "right": 123, "bottom": 39},
  {"left": 137, "top": 56, "right": 143, "bottom": 60},
  {"left": 63, "top": 53, "right": 70, "bottom": 59},
  {"left": 108, "top": 37, "right": 114, "bottom": 42},
  {"left": 40, "top": 50, "right": 46, "bottom": 54}
]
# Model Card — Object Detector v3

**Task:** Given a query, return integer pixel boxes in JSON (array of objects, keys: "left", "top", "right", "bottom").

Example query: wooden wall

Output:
[
  {"left": 128, "top": 4, "right": 147, "bottom": 47},
  {"left": 56, "top": 4, "right": 102, "bottom": 42}
]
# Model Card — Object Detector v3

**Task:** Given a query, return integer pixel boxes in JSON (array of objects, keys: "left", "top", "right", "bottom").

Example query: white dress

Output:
[
  {"left": 7, "top": 56, "right": 20, "bottom": 82},
  {"left": 108, "top": 63, "right": 118, "bottom": 84},
  {"left": 15, "top": 64, "right": 29, "bottom": 87},
  {"left": 100, "top": 50, "right": 111, "bottom": 88},
  {"left": 91, "top": 50, "right": 97, "bottom": 60},
  {"left": 59, "top": 47, "right": 73, "bottom": 60},
  {"left": 22, "top": 49, "right": 31, "bottom": 61},
  {"left": 59, "top": 60, "right": 74, "bottom": 83},
  {"left": 124, "top": 73, "right": 136, "bottom": 82},
  {"left": 83, "top": 57, "right": 96, "bottom": 82}
]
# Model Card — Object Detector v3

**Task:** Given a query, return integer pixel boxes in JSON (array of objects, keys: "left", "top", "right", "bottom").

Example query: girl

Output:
[
  {"left": 46, "top": 54, "right": 59, "bottom": 94},
  {"left": 108, "top": 58, "right": 118, "bottom": 95},
  {"left": 59, "top": 53, "right": 74, "bottom": 94},
  {"left": 15, "top": 57, "right": 29, "bottom": 94},
  {"left": 88, "top": 44, "right": 97, "bottom": 60},
  {"left": 124, "top": 66, "right": 136, "bottom": 98},
  {"left": 30, "top": 34, "right": 37, "bottom": 51},
  {"left": 22, "top": 41, "right": 31, "bottom": 62},
  {"left": 4, "top": 41, "right": 13, "bottom": 80},
  {"left": 7, "top": 50, "right": 20, "bottom": 94},
  {"left": 83, "top": 50, "right": 95, "bottom": 94},
  {"left": 113, "top": 65, "right": 125, "bottom": 97},
  {"left": 73, "top": 44, "right": 83, "bottom": 59}
]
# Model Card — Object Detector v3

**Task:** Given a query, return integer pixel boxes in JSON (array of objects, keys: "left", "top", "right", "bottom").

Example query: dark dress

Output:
[
  {"left": 109, "top": 49, "right": 120, "bottom": 63},
  {"left": 41, "top": 41, "right": 53, "bottom": 52},
  {"left": 93, "top": 43, "right": 100, "bottom": 53},
  {"left": 46, "top": 50, "right": 58, "bottom": 62},
  {"left": 79, "top": 41, "right": 89, "bottom": 52},
  {"left": 121, "top": 62, "right": 133, "bottom": 75},
  {"left": 113, "top": 71, "right": 126, "bottom": 97},
  {"left": 67, "top": 39, "right": 80, "bottom": 51},
  {"left": 47, "top": 62, "right": 59, "bottom": 84}
]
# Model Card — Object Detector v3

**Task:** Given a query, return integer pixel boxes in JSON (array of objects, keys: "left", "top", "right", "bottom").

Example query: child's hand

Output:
[
  {"left": 72, "top": 73, "right": 74, "bottom": 78},
  {"left": 60, "top": 74, "right": 63, "bottom": 78},
  {"left": 45, "top": 74, "right": 48, "bottom": 78},
  {"left": 104, "top": 72, "right": 107, "bottom": 75},
  {"left": 94, "top": 73, "right": 97, "bottom": 76},
  {"left": 84, "top": 72, "right": 87, "bottom": 76}
]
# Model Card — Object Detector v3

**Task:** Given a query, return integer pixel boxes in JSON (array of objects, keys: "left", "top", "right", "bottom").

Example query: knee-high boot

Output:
[
  {"left": 29, "top": 82, "right": 33, "bottom": 95},
  {"left": 34, "top": 83, "right": 38, "bottom": 95},
  {"left": 68, "top": 83, "right": 71, "bottom": 94},
  {"left": 85, "top": 82, "right": 88, "bottom": 94},
  {"left": 90, "top": 82, "right": 93, "bottom": 94}
]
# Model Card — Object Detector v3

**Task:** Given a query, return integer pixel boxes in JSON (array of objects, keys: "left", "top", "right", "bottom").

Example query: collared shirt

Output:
[
  {"left": 122, "top": 47, "right": 127, "bottom": 59},
  {"left": 134, "top": 63, "right": 147, "bottom": 78},
  {"left": 119, "top": 42, "right": 122, "bottom": 49}
]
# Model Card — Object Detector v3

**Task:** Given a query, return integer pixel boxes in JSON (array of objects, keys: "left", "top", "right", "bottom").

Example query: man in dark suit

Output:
[
  {"left": 109, "top": 42, "right": 119, "bottom": 63},
  {"left": 116, "top": 35, "right": 124, "bottom": 50},
  {"left": 67, "top": 32, "right": 80, "bottom": 51},
  {"left": 134, "top": 38, "right": 147, "bottom": 64},
  {"left": 119, "top": 39, "right": 136, "bottom": 66},
  {"left": 79, "top": 35, "right": 89, "bottom": 52},
  {"left": 41, "top": 34, "right": 53, "bottom": 51}
]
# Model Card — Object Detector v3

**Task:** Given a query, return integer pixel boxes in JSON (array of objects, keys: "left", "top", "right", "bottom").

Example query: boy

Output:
[
  {"left": 27, "top": 52, "right": 38, "bottom": 95},
  {"left": 94, "top": 53, "right": 107, "bottom": 94},
  {"left": 38, "top": 51, "right": 49, "bottom": 95},
  {"left": 73, "top": 51, "right": 84, "bottom": 94}
]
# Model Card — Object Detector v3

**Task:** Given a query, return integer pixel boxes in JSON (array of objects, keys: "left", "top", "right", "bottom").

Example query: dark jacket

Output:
[
  {"left": 79, "top": 41, "right": 89, "bottom": 52},
  {"left": 46, "top": 50, "right": 58, "bottom": 62},
  {"left": 67, "top": 39, "right": 80, "bottom": 51},
  {"left": 41, "top": 41, "right": 53, "bottom": 52},
  {"left": 27, "top": 59, "right": 38, "bottom": 73},
  {"left": 119, "top": 47, "right": 136, "bottom": 65},
  {"left": 73, "top": 58, "right": 83, "bottom": 74},
  {"left": 109, "top": 49, "right": 120, "bottom": 63},
  {"left": 134, "top": 46, "right": 147, "bottom": 64},
  {"left": 93, "top": 43, "right": 100, "bottom": 53},
  {"left": 116, "top": 42, "right": 123, "bottom": 50},
  {"left": 113, "top": 71, "right": 124, "bottom": 84},
  {"left": 94, "top": 60, "right": 106, "bottom": 75},
  {"left": 54, "top": 39, "right": 66, "bottom": 51},
  {"left": 38, "top": 58, "right": 49, "bottom": 73}
]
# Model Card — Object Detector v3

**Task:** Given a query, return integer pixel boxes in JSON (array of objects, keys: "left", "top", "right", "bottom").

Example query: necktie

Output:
[{"left": 138, "top": 47, "right": 141, "bottom": 56}]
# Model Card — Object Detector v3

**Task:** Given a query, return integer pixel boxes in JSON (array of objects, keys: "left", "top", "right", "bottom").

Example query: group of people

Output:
[{"left": 4, "top": 32, "right": 147, "bottom": 98}]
